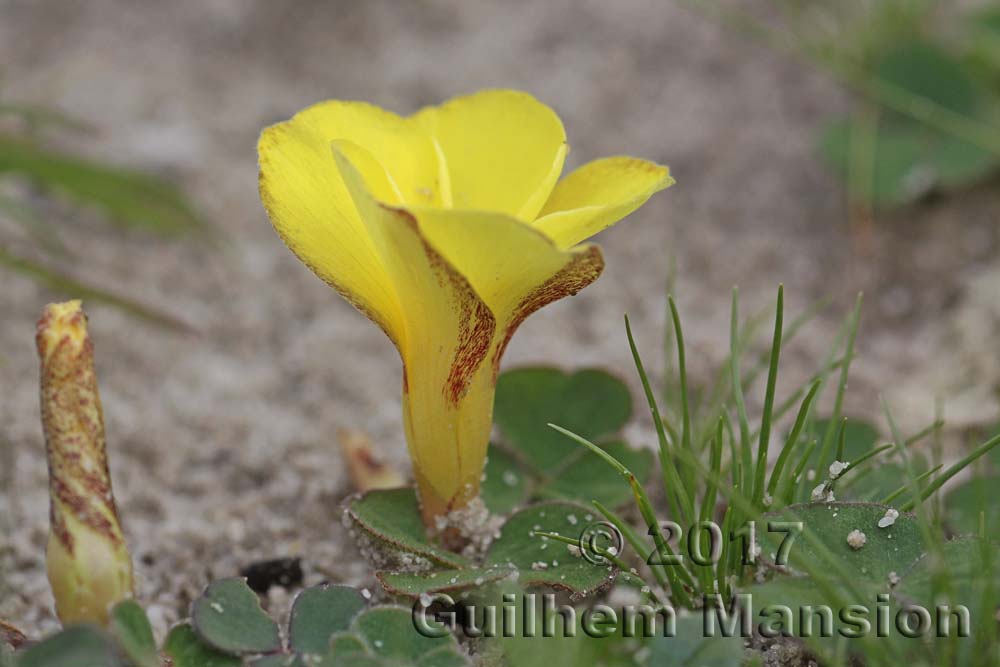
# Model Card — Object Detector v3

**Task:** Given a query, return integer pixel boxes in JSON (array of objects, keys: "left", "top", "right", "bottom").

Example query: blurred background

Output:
[{"left": 2, "top": 0, "right": 998, "bottom": 638}]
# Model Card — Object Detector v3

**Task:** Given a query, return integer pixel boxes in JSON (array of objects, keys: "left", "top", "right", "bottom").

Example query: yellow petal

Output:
[
  {"left": 410, "top": 207, "right": 605, "bottom": 374},
  {"left": 535, "top": 156, "right": 674, "bottom": 249},
  {"left": 333, "top": 146, "right": 497, "bottom": 521},
  {"left": 259, "top": 104, "right": 422, "bottom": 341},
  {"left": 414, "top": 90, "right": 567, "bottom": 220}
]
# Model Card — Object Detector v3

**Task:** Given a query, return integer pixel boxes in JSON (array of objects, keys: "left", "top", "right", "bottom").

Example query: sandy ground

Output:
[{"left": 1, "top": 0, "right": 998, "bottom": 640}]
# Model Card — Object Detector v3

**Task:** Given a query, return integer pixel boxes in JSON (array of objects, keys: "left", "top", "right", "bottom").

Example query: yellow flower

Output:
[
  {"left": 37, "top": 300, "right": 134, "bottom": 625},
  {"left": 258, "top": 90, "right": 672, "bottom": 528}
]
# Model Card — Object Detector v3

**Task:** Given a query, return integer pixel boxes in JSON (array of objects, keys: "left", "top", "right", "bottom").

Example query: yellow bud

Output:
[{"left": 37, "top": 300, "right": 133, "bottom": 625}]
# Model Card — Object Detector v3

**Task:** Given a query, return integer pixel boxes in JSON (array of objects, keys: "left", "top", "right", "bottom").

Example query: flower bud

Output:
[{"left": 37, "top": 300, "right": 133, "bottom": 625}]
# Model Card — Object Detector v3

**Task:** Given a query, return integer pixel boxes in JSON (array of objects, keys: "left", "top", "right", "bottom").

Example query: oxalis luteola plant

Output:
[
  {"left": 4, "top": 89, "right": 999, "bottom": 667},
  {"left": 256, "top": 89, "right": 673, "bottom": 541},
  {"left": 5, "top": 293, "right": 1000, "bottom": 667}
]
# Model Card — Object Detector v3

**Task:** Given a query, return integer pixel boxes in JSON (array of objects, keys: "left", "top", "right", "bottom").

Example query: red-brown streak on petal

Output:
[
  {"left": 38, "top": 315, "right": 125, "bottom": 555},
  {"left": 492, "top": 245, "right": 604, "bottom": 376},
  {"left": 383, "top": 204, "right": 496, "bottom": 406}
]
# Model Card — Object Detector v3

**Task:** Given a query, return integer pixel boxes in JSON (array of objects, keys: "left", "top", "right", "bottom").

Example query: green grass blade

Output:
[
  {"left": 781, "top": 438, "right": 818, "bottom": 504},
  {"left": 729, "top": 288, "right": 754, "bottom": 503},
  {"left": 817, "top": 293, "right": 863, "bottom": 473},
  {"left": 881, "top": 464, "right": 943, "bottom": 505},
  {"left": 624, "top": 315, "right": 695, "bottom": 527},
  {"left": 547, "top": 424, "right": 694, "bottom": 600},
  {"left": 667, "top": 296, "right": 692, "bottom": 456},
  {"left": 900, "top": 431, "right": 1000, "bottom": 512},
  {"left": 752, "top": 285, "right": 783, "bottom": 507},
  {"left": 767, "top": 379, "right": 821, "bottom": 495},
  {"left": 0, "top": 134, "right": 206, "bottom": 236}
]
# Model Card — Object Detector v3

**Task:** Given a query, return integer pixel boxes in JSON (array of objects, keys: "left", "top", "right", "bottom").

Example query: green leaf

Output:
[
  {"left": 943, "top": 476, "right": 1000, "bottom": 537},
  {"left": 416, "top": 647, "right": 471, "bottom": 667},
  {"left": 843, "top": 455, "right": 928, "bottom": 502},
  {"left": 543, "top": 440, "right": 653, "bottom": 508},
  {"left": 485, "top": 502, "right": 617, "bottom": 600},
  {"left": 489, "top": 367, "right": 649, "bottom": 512},
  {"left": 643, "top": 614, "right": 743, "bottom": 667},
  {"left": 895, "top": 537, "right": 1000, "bottom": 608},
  {"left": 376, "top": 567, "right": 512, "bottom": 598},
  {"left": 494, "top": 368, "right": 632, "bottom": 470},
  {"left": 0, "top": 645, "right": 13, "bottom": 667},
  {"left": 328, "top": 632, "right": 370, "bottom": 657},
  {"left": 762, "top": 502, "right": 925, "bottom": 582},
  {"left": 351, "top": 606, "right": 458, "bottom": 662},
  {"left": 191, "top": 578, "right": 282, "bottom": 655},
  {"left": 820, "top": 116, "right": 997, "bottom": 207},
  {"left": 972, "top": 6, "right": 1000, "bottom": 34},
  {"left": 334, "top": 656, "right": 386, "bottom": 667},
  {"left": 347, "top": 488, "right": 468, "bottom": 569},
  {"left": 875, "top": 40, "right": 982, "bottom": 116},
  {"left": 742, "top": 575, "right": 886, "bottom": 657},
  {"left": 248, "top": 655, "right": 308, "bottom": 667},
  {"left": 288, "top": 584, "right": 366, "bottom": 655},
  {"left": 108, "top": 600, "right": 157, "bottom": 667},
  {"left": 375, "top": 503, "right": 620, "bottom": 607},
  {"left": 487, "top": 585, "right": 648, "bottom": 667},
  {"left": 163, "top": 624, "right": 242, "bottom": 667},
  {"left": 481, "top": 448, "right": 530, "bottom": 515},
  {"left": 808, "top": 419, "right": 879, "bottom": 463},
  {"left": 0, "top": 135, "right": 205, "bottom": 236},
  {"left": 15, "top": 626, "right": 120, "bottom": 667}
]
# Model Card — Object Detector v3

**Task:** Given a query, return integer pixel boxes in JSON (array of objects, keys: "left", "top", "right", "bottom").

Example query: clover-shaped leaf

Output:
[
  {"left": 485, "top": 367, "right": 649, "bottom": 512},
  {"left": 540, "top": 440, "right": 652, "bottom": 509},
  {"left": 742, "top": 575, "right": 887, "bottom": 658},
  {"left": 643, "top": 614, "right": 743, "bottom": 667},
  {"left": 494, "top": 367, "right": 632, "bottom": 470},
  {"left": 943, "top": 474, "right": 1000, "bottom": 537},
  {"left": 249, "top": 655, "right": 311, "bottom": 667},
  {"left": 485, "top": 502, "right": 617, "bottom": 599},
  {"left": 289, "top": 584, "right": 367, "bottom": 655},
  {"left": 347, "top": 488, "right": 468, "bottom": 569},
  {"left": 806, "top": 418, "right": 880, "bottom": 463},
  {"left": 762, "top": 502, "right": 925, "bottom": 582},
  {"left": 377, "top": 567, "right": 513, "bottom": 597},
  {"left": 894, "top": 537, "right": 1000, "bottom": 609},
  {"left": 163, "top": 624, "right": 241, "bottom": 667},
  {"left": 109, "top": 600, "right": 157, "bottom": 667},
  {"left": 329, "top": 632, "right": 369, "bottom": 657},
  {"left": 481, "top": 448, "right": 529, "bottom": 515},
  {"left": 191, "top": 578, "right": 281, "bottom": 655},
  {"left": 375, "top": 502, "right": 616, "bottom": 601},
  {"left": 15, "top": 626, "right": 121, "bottom": 667},
  {"left": 326, "top": 606, "right": 469, "bottom": 667}
]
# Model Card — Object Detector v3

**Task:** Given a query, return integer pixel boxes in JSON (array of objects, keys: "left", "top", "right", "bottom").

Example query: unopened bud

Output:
[{"left": 37, "top": 301, "right": 133, "bottom": 625}]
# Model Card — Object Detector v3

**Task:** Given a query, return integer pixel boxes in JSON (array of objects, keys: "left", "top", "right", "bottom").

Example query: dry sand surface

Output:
[{"left": 1, "top": 0, "right": 998, "bottom": 639}]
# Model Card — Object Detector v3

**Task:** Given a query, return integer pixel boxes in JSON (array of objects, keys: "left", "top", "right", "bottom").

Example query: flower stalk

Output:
[{"left": 37, "top": 300, "right": 133, "bottom": 625}]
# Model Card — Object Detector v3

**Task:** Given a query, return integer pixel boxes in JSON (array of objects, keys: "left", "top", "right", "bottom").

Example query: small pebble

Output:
[
  {"left": 828, "top": 460, "right": 848, "bottom": 479},
  {"left": 847, "top": 529, "right": 867, "bottom": 550},
  {"left": 877, "top": 508, "right": 899, "bottom": 528}
]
